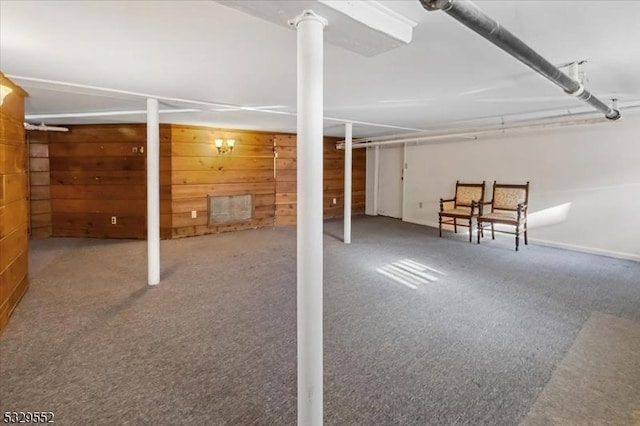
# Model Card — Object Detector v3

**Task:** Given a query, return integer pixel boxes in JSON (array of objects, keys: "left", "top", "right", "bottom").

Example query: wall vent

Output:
[{"left": 208, "top": 194, "right": 253, "bottom": 226}]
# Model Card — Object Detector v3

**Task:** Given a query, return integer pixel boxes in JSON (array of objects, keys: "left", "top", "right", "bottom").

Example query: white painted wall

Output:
[
  {"left": 377, "top": 145, "right": 404, "bottom": 218},
  {"left": 394, "top": 111, "right": 640, "bottom": 261}
]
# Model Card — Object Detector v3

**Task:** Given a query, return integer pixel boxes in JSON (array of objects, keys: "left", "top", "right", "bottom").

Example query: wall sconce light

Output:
[{"left": 214, "top": 138, "right": 235, "bottom": 154}]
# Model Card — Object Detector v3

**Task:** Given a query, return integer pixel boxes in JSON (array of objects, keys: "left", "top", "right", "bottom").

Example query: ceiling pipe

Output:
[
  {"left": 339, "top": 111, "right": 620, "bottom": 149},
  {"left": 420, "top": 0, "right": 621, "bottom": 121}
]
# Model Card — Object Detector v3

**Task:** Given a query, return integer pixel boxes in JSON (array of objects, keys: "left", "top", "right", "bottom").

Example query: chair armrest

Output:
[
  {"left": 478, "top": 200, "right": 491, "bottom": 215},
  {"left": 517, "top": 203, "right": 528, "bottom": 220},
  {"left": 440, "top": 198, "right": 455, "bottom": 212}
]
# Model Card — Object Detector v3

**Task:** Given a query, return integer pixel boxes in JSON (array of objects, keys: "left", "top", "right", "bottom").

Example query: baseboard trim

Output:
[
  {"left": 528, "top": 238, "right": 640, "bottom": 263},
  {"left": 403, "top": 217, "right": 640, "bottom": 263}
]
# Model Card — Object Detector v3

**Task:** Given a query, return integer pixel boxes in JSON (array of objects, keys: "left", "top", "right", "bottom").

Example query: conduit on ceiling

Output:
[
  {"left": 337, "top": 104, "right": 640, "bottom": 149},
  {"left": 24, "top": 122, "right": 69, "bottom": 132},
  {"left": 420, "top": 0, "right": 621, "bottom": 120}
]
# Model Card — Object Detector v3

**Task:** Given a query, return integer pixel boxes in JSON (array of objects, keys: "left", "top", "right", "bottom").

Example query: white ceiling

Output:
[{"left": 2, "top": 0, "right": 639, "bottom": 138}]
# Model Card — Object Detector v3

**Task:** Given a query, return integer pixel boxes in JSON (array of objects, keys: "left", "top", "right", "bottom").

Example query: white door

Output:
[{"left": 377, "top": 145, "right": 403, "bottom": 218}]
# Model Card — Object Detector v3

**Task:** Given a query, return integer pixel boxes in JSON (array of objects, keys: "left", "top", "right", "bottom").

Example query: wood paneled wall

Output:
[
  {"left": 274, "top": 135, "right": 367, "bottom": 226},
  {"left": 274, "top": 134, "right": 296, "bottom": 226},
  {"left": 45, "top": 123, "right": 366, "bottom": 240},
  {"left": 48, "top": 124, "right": 172, "bottom": 239},
  {"left": 0, "top": 73, "right": 29, "bottom": 332},
  {"left": 170, "top": 125, "right": 276, "bottom": 238},
  {"left": 323, "top": 136, "right": 367, "bottom": 219},
  {"left": 27, "top": 131, "right": 52, "bottom": 238}
]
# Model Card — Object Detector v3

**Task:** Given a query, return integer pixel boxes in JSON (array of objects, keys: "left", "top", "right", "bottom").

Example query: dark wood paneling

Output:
[
  {"left": 48, "top": 123, "right": 172, "bottom": 239},
  {"left": 169, "top": 125, "right": 276, "bottom": 238},
  {"left": 27, "top": 131, "right": 51, "bottom": 238},
  {"left": 0, "top": 72, "right": 29, "bottom": 332}
]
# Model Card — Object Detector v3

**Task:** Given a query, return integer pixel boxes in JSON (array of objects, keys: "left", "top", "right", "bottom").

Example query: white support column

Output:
[
  {"left": 290, "top": 10, "right": 327, "bottom": 426},
  {"left": 147, "top": 98, "right": 160, "bottom": 286},
  {"left": 343, "top": 122, "right": 353, "bottom": 244},
  {"left": 373, "top": 145, "right": 380, "bottom": 215}
]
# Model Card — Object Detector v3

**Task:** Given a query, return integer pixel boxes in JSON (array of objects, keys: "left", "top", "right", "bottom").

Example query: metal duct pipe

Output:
[{"left": 420, "top": 0, "right": 621, "bottom": 120}]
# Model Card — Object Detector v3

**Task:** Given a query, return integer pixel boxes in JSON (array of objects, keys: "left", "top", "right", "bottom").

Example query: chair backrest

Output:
[
  {"left": 454, "top": 181, "right": 485, "bottom": 207},
  {"left": 491, "top": 181, "right": 530, "bottom": 211}
]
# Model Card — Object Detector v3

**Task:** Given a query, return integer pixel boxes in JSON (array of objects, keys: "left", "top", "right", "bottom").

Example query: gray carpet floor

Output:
[{"left": 1, "top": 216, "right": 639, "bottom": 425}]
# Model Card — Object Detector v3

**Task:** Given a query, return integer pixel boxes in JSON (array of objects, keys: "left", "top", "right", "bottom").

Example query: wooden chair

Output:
[
  {"left": 439, "top": 181, "right": 485, "bottom": 243},
  {"left": 477, "top": 181, "right": 530, "bottom": 251}
]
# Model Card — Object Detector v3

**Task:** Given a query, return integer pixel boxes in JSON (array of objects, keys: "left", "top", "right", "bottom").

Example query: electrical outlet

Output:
[
  {"left": 111, "top": 216, "right": 117, "bottom": 225},
  {"left": 191, "top": 210, "right": 197, "bottom": 219},
  {"left": 332, "top": 198, "right": 337, "bottom": 205}
]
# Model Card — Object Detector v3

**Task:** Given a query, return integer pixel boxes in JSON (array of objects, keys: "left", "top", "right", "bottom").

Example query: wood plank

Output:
[
  {"left": 276, "top": 169, "right": 297, "bottom": 182},
  {"left": 171, "top": 142, "right": 273, "bottom": 158},
  {"left": 30, "top": 212, "right": 52, "bottom": 229},
  {"left": 27, "top": 131, "right": 49, "bottom": 145},
  {"left": 171, "top": 170, "right": 274, "bottom": 185},
  {"left": 275, "top": 215, "right": 296, "bottom": 226},
  {"left": 0, "top": 73, "right": 27, "bottom": 333},
  {"left": 30, "top": 185, "right": 51, "bottom": 201},
  {"left": 0, "top": 112, "right": 25, "bottom": 145},
  {"left": 52, "top": 213, "right": 146, "bottom": 239},
  {"left": 50, "top": 184, "right": 147, "bottom": 200},
  {"left": 50, "top": 170, "right": 144, "bottom": 185},
  {"left": 276, "top": 158, "right": 296, "bottom": 170},
  {"left": 172, "top": 182, "right": 275, "bottom": 199},
  {"left": 50, "top": 156, "right": 145, "bottom": 172},
  {"left": 0, "top": 225, "right": 28, "bottom": 273},
  {"left": 48, "top": 124, "right": 151, "bottom": 143},
  {"left": 29, "top": 143, "right": 49, "bottom": 158},
  {"left": 30, "top": 172, "right": 50, "bottom": 186},
  {"left": 0, "top": 275, "right": 28, "bottom": 332},
  {"left": 171, "top": 217, "right": 275, "bottom": 238},
  {"left": 0, "top": 144, "right": 26, "bottom": 174},
  {"left": 49, "top": 142, "right": 148, "bottom": 157},
  {"left": 0, "top": 250, "right": 28, "bottom": 303},
  {"left": 30, "top": 199, "right": 51, "bottom": 215},
  {"left": 51, "top": 199, "right": 146, "bottom": 215},
  {"left": 29, "top": 157, "right": 50, "bottom": 172},
  {"left": 30, "top": 226, "right": 52, "bottom": 239},
  {"left": 0, "top": 199, "right": 28, "bottom": 238},
  {"left": 171, "top": 126, "right": 275, "bottom": 145},
  {"left": 275, "top": 193, "right": 297, "bottom": 204},
  {"left": 274, "top": 134, "right": 296, "bottom": 147},
  {"left": 275, "top": 146, "right": 296, "bottom": 159},
  {"left": 1, "top": 173, "right": 27, "bottom": 205},
  {"left": 172, "top": 156, "right": 274, "bottom": 172}
]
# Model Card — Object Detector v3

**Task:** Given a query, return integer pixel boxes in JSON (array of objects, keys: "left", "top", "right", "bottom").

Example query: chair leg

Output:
[
  {"left": 454, "top": 218, "right": 457, "bottom": 233},
  {"left": 439, "top": 215, "right": 442, "bottom": 238},
  {"left": 491, "top": 223, "right": 495, "bottom": 240},
  {"left": 515, "top": 224, "right": 520, "bottom": 251},
  {"left": 477, "top": 220, "right": 482, "bottom": 244},
  {"left": 524, "top": 223, "right": 528, "bottom": 245},
  {"left": 468, "top": 218, "right": 473, "bottom": 243}
]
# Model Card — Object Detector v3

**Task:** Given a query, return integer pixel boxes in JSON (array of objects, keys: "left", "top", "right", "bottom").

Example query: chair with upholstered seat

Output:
[
  {"left": 439, "top": 181, "right": 485, "bottom": 243},
  {"left": 477, "top": 181, "right": 530, "bottom": 251}
]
